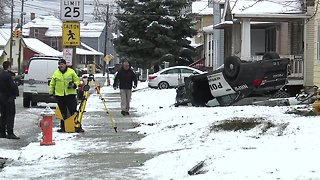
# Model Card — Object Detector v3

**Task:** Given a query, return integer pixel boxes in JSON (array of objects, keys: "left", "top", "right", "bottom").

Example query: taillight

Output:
[
  {"left": 24, "top": 66, "right": 29, "bottom": 74},
  {"left": 149, "top": 75, "right": 157, "bottom": 80},
  {"left": 252, "top": 79, "right": 262, "bottom": 87}
]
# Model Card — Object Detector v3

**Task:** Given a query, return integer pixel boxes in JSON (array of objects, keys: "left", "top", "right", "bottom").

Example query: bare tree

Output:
[{"left": 0, "top": 0, "right": 10, "bottom": 25}]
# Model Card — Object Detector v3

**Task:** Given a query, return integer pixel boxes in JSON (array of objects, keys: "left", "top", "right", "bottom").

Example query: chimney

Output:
[{"left": 31, "top": 13, "right": 35, "bottom": 20}]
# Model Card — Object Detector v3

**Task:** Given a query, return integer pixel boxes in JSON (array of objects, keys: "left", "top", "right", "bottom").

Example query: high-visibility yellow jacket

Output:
[{"left": 49, "top": 68, "right": 80, "bottom": 96}]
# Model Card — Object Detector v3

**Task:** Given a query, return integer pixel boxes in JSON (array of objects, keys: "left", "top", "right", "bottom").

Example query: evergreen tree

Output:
[{"left": 115, "top": 0, "right": 197, "bottom": 68}]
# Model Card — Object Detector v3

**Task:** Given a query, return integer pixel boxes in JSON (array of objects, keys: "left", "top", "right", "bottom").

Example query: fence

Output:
[{"left": 252, "top": 54, "right": 303, "bottom": 79}]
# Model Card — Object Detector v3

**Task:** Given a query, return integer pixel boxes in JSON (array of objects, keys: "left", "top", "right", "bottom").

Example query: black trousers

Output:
[
  {"left": 0, "top": 96, "right": 16, "bottom": 135},
  {"left": 55, "top": 94, "right": 77, "bottom": 129}
]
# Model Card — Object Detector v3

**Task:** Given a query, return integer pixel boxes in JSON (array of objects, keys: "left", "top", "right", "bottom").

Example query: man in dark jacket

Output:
[
  {"left": 113, "top": 61, "right": 138, "bottom": 115},
  {"left": 0, "top": 61, "right": 19, "bottom": 139}
]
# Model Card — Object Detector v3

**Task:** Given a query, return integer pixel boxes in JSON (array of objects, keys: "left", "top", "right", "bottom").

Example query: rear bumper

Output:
[
  {"left": 148, "top": 81, "right": 158, "bottom": 88},
  {"left": 23, "top": 92, "right": 57, "bottom": 103},
  {"left": 254, "top": 78, "right": 287, "bottom": 92}
]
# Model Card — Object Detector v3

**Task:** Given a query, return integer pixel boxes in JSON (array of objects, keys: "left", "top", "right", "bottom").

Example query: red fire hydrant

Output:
[{"left": 40, "top": 106, "right": 55, "bottom": 146}]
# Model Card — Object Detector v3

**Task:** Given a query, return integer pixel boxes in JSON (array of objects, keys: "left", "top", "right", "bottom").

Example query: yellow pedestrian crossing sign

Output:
[
  {"left": 104, "top": 54, "right": 113, "bottom": 62},
  {"left": 62, "top": 22, "right": 80, "bottom": 46}
]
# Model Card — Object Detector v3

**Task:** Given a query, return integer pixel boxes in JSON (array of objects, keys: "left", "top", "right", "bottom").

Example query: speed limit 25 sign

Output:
[{"left": 60, "top": 0, "right": 84, "bottom": 21}]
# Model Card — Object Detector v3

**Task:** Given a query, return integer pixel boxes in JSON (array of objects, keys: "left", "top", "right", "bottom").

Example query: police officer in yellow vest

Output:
[{"left": 49, "top": 59, "right": 81, "bottom": 132}]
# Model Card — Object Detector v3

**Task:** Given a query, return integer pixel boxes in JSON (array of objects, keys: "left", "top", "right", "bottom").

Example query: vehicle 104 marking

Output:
[
  {"left": 272, "top": 73, "right": 284, "bottom": 78},
  {"left": 234, "top": 84, "right": 249, "bottom": 91}
]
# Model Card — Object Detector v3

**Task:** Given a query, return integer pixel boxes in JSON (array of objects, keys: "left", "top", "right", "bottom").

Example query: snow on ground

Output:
[
  {"left": 127, "top": 82, "right": 320, "bottom": 179},
  {"left": 1, "top": 73, "right": 320, "bottom": 179}
]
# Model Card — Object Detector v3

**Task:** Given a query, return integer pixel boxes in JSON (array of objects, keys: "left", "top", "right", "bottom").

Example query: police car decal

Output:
[{"left": 207, "top": 72, "right": 236, "bottom": 97}]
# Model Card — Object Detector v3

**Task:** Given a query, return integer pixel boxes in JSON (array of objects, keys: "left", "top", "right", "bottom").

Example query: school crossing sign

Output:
[{"left": 62, "top": 22, "right": 80, "bottom": 46}]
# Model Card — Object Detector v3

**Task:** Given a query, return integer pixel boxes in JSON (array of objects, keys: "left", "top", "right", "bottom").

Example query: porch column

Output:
[
  {"left": 213, "top": 0, "right": 222, "bottom": 69},
  {"left": 205, "top": 33, "right": 213, "bottom": 68},
  {"left": 241, "top": 18, "right": 251, "bottom": 61},
  {"left": 231, "top": 22, "right": 241, "bottom": 57}
]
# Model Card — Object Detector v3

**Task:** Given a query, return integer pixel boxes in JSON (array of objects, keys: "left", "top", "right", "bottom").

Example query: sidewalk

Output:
[{"left": 0, "top": 75, "right": 153, "bottom": 179}]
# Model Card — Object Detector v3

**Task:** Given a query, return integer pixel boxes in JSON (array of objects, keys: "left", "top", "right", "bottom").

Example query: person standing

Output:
[
  {"left": 0, "top": 61, "right": 20, "bottom": 139},
  {"left": 113, "top": 61, "right": 138, "bottom": 116},
  {"left": 49, "top": 59, "right": 81, "bottom": 132}
]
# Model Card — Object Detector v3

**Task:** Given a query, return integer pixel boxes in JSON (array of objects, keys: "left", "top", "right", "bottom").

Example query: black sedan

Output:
[{"left": 176, "top": 53, "right": 290, "bottom": 107}]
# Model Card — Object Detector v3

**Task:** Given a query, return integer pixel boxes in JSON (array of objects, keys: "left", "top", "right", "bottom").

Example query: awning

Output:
[
  {"left": 203, "top": 21, "right": 280, "bottom": 33},
  {"left": 233, "top": 13, "right": 311, "bottom": 22}
]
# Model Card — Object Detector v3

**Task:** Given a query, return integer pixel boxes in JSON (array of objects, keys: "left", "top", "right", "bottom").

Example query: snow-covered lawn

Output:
[
  {"left": 1, "top": 76, "right": 320, "bottom": 179},
  {"left": 129, "top": 85, "right": 320, "bottom": 180}
]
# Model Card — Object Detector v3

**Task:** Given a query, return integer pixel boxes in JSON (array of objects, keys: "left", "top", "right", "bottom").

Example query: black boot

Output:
[
  {"left": 57, "top": 120, "right": 65, "bottom": 132},
  {"left": 75, "top": 126, "right": 85, "bottom": 133},
  {"left": 6, "top": 133, "right": 20, "bottom": 139},
  {"left": 0, "top": 133, "right": 6, "bottom": 138}
]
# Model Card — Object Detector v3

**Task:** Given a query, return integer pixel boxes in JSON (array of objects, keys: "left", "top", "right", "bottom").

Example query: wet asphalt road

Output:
[{"left": 0, "top": 78, "right": 154, "bottom": 179}]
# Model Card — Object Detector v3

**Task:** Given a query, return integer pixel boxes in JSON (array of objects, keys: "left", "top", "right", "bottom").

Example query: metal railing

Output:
[
  {"left": 192, "top": 54, "right": 304, "bottom": 79},
  {"left": 252, "top": 54, "right": 303, "bottom": 79}
]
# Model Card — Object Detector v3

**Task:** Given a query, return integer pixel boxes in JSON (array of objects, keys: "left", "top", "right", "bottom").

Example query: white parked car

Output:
[{"left": 148, "top": 66, "right": 204, "bottom": 89}]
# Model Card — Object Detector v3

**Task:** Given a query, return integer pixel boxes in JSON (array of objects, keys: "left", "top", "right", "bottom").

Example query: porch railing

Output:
[
  {"left": 189, "top": 58, "right": 206, "bottom": 71},
  {"left": 252, "top": 54, "right": 303, "bottom": 79},
  {"left": 192, "top": 54, "right": 304, "bottom": 79}
]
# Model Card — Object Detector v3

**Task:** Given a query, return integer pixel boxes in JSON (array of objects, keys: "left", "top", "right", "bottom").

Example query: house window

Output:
[
  {"left": 51, "top": 39, "right": 57, "bottom": 49},
  {"left": 265, "top": 27, "right": 276, "bottom": 52},
  {"left": 317, "top": 24, "right": 320, "bottom": 63},
  {"left": 34, "top": 29, "right": 39, "bottom": 38}
]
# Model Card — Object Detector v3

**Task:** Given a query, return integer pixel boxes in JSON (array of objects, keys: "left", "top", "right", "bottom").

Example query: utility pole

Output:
[
  {"left": 9, "top": 0, "right": 13, "bottom": 64},
  {"left": 116, "top": 6, "right": 120, "bottom": 65},
  {"left": 17, "top": 0, "right": 24, "bottom": 74},
  {"left": 102, "top": 4, "right": 109, "bottom": 81}
]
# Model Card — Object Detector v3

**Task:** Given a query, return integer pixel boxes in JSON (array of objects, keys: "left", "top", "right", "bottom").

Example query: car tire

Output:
[
  {"left": 224, "top": 56, "right": 241, "bottom": 81},
  {"left": 262, "top": 52, "right": 280, "bottom": 60},
  {"left": 158, "top": 81, "right": 169, "bottom": 89},
  {"left": 23, "top": 96, "right": 31, "bottom": 108}
]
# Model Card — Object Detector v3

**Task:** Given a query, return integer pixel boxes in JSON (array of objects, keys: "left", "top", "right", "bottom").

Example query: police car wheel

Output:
[{"left": 224, "top": 56, "right": 241, "bottom": 81}]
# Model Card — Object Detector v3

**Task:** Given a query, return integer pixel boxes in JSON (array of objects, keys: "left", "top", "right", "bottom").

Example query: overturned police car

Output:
[{"left": 175, "top": 53, "right": 290, "bottom": 107}]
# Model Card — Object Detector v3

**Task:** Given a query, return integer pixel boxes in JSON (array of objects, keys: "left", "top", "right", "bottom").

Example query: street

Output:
[{"left": 0, "top": 79, "right": 154, "bottom": 179}]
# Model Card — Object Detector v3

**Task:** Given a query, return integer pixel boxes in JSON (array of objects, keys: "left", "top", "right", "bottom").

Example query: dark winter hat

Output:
[{"left": 58, "top": 59, "right": 66, "bottom": 64}]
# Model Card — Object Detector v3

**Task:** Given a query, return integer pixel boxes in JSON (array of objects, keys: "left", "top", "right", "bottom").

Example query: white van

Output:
[{"left": 23, "top": 56, "right": 60, "bottom": 107}]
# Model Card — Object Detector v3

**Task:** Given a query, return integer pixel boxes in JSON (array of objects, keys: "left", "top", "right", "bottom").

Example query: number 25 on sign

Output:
[{"left": 60, "top": 0, "right": 84, "bottom": 21}]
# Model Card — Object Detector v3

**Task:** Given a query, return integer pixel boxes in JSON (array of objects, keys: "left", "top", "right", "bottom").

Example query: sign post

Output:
[{"left": 60, "top": 0, "right": 84, "bottom": 67}]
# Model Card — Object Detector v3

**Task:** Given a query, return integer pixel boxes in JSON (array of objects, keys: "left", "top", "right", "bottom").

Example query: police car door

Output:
[{"left": 207, "top": 72, "right": 236, "bottom": 98}]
